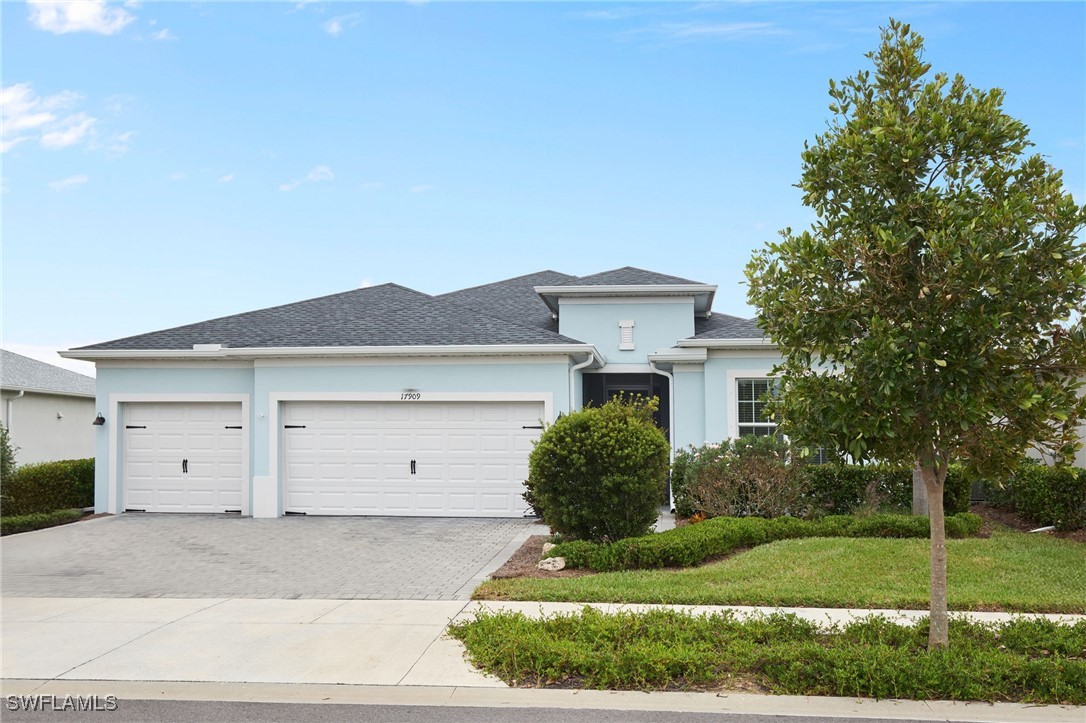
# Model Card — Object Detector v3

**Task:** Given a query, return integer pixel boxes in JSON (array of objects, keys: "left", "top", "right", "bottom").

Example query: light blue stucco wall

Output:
[
  {"left": 703, "top": 353, "right": 783, "bottom": 443},
  {"left": 93, "top": 359, "right": 571, "bottom": 514},
  {"left": 557, "top": 300, "right": 694, "bottom": 363},
  {"left": 672, "top": 369, "right": 706, "bottom": 450},
  {"left": 93, "top": 366, "right": 256, "bottom": 513}
]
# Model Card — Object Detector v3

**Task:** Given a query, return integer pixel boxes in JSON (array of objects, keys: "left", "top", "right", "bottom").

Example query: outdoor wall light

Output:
[{"left": 92, "top": 413, "right": 106, "bottom": 426}]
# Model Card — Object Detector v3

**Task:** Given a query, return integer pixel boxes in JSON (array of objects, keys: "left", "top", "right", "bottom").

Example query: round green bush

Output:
[{"left": 525, "top": 396, "right": 669, "bottom": 543}]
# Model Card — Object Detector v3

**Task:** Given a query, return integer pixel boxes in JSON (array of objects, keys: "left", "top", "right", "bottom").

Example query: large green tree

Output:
[{"left": 746, "top": 20, "right": 1086, "bottom": 649}]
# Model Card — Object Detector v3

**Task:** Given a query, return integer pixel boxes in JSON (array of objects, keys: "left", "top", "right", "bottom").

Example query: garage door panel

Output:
[
  {"left": 283, "top": 401, "right": 542, "bottom": 517},
  {"left": 122, "top": 402, "right": 244, "bottom": 513}
]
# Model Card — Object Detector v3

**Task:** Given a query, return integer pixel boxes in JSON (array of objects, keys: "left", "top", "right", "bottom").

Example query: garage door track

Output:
[{"left": 1, "top": 515, "right": 538, "bottom": 600}]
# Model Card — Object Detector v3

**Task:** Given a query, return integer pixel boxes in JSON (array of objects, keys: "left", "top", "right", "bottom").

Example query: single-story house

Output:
[
  {"left": 1, "top": 349, "right": 96, "bottom": 464},
  {"left": 62, "top": 267, "right": 783, "bottom": 518}
]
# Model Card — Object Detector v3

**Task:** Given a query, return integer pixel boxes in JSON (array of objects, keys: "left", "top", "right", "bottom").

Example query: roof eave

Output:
[
  {"left": 1, "top": 385, "right": 95, "bottom": 398},
  {"left": 533, "top": 284, "right": 718, "bottom": 316},
  {"left": 60, "top": 344, "right": 607, "bottom": 365},
  {"left": 677, "top": 338, "right": 777, "bottom": 350}
]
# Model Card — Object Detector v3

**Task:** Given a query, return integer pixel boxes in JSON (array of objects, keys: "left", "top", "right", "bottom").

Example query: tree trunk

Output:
[{"left": 920, "top": 461, "right": 949, "bottom": 649}]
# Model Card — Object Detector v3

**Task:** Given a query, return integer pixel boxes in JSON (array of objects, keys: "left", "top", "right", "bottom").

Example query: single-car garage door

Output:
[
  {"left": 282, "top": 401, "right": 544, "bottom": 517},
  {"left": 123, "top": 402, "right": 245, "bottom": 513}
]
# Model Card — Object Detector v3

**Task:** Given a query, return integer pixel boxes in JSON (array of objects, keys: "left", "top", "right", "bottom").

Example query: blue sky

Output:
[{"left": 2, "top": 1, "right": 1083, "bottom": 376}]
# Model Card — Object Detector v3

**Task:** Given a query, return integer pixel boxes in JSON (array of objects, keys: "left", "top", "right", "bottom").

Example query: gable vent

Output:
[{"left": 618, "top": 320, "right": 635, "bottom": 351}]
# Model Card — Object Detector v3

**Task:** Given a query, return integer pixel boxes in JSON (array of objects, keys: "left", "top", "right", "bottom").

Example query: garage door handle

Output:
[
  {"left": 284, "top": 425, "right": 306, "bottom": 429},
  {"left": 182, "top": 458, "right": 188, "bottom": 474},
  {"left": 522, "top": 425, "right": 544, "bottom": 429},
  {"left": 225, "top": 425, "right": 242, "bottom": 429},
  {"left": 410, "top": 459, "right": 416, "bottom": 475},
  {"left": 126, "top": 425, "right": 147, "bottom": 429}
]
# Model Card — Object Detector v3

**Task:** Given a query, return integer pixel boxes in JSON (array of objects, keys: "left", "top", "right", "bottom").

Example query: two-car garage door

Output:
[{"left": 282, "top": 401, "right": 543, "bottom": 517}]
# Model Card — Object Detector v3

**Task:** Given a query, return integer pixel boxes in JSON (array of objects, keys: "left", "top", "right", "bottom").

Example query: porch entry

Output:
[{"left": 581, "top": 372, "right": 670, "bottom": 442}]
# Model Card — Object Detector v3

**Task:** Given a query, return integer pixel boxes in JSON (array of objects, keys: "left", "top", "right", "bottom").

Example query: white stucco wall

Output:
[{"left": 0, "top": 391, "right": 96, "bottom": 464}]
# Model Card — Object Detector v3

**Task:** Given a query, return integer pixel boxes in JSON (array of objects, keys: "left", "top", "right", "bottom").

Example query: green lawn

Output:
[{"left": 476, "top": 530, "right": 1086, "bottom": 613}]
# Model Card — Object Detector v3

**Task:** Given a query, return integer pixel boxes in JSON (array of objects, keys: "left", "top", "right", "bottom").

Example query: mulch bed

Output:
[
  {"left": 970, "top": 503, "right": 1086, "bottom": 543},
  {"left": 488, "top": 535, "right": 594, "bottom": 580}
]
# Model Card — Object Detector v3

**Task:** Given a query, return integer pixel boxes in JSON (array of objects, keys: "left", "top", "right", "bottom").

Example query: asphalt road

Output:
[{"left": 0, "top": 699, "right": 962, "bottom": 723}]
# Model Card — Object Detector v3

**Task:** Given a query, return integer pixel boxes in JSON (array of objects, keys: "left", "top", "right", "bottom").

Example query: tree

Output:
[{"left": 745, "top": 20, "right": 1086, "bottom": 649}]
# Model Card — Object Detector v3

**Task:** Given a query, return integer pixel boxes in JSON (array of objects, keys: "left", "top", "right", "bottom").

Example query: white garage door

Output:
[
  {"left": 282, "top": 401, "right": 544, "bottom": 517},
  {"left": 123, "top": 402, "right": 245, "bottom": 513}
]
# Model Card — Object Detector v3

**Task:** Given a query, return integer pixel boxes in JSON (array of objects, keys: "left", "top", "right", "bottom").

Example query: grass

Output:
[
  {"left": 476, "top": 529, "right": 1086, "bottom": 613},
  {"left": 448, "top": 608, "right": 1086, "bottom": 703}
]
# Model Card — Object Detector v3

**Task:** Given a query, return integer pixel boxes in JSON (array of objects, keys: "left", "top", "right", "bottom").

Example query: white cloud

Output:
[
  {"left": 48, "top": 174, "right": 89, "bottom": 191},
  {"left": 657, "top": 22, "right": 785, "bottom": 40},
  {"left": 278, "top": 180, "right": 301, "bottom": 192},
  {"left": 306, "top": 165, "right": 334, "bottom": 182},
  {"left": 410, "top": 184, "right": 434, "bottom": 194},
  {"left": 323, "top": 12, "right": 362, "bottom": 36},
  {"left": 28, "top": 0, "right": 135, "bottom": 35},
  {"left": 104, "top": 129, "right": 134, "bottom": 155},
  {"left": 3, "top": 343, "right": 97, "bottom": 377},
  {"left": 167, "top": 171, "right": 187, "bottom": 181},
  {"left": 39, "top": 113, "right": 96, "bottom": 149},
  {"left": 358, "top": 181, "right": 383, "bottom": 191},
  {"left": 218, "top": 172, "right": 236, "bottom": 183},
  {"left": 1, "top": 83, "right": 98, "bottom": 153},
  {"left": 149, "top": 28, "right": 176, "bottom": 41},
  {"left": 359, "top": 278, "right": 374, "bottom": 288}
]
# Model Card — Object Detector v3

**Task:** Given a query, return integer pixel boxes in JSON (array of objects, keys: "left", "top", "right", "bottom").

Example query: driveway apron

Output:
[{"left": 0, "top": 515, "right": 536, "bottom": 600}]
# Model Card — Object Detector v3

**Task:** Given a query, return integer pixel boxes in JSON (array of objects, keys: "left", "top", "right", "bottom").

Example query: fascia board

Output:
[
  {"left": 60, "top": 344, "right": 607, "bottom": 364},
  {"left": 534, "top": 284, "right": 717, "bottom": 316},
  {"left": 676, "top": 338, "right": 777, "bottom": 349},
  {"left": 647, "top": 348, "right": 709, "bottom": 363},
  {"left": 0, "top": 386, "right": 96, "bottom": 398}
]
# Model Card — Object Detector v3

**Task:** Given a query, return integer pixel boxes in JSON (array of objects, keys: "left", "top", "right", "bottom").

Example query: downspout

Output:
[
  {"left": 649, "top": 361, "right": 676, "bottom": 512},
  {"left": 5, "top": 390, "right": 24, "bottom": 430},
  {"left": 568, "top": 353, "right": 596, "bottom": 413}
]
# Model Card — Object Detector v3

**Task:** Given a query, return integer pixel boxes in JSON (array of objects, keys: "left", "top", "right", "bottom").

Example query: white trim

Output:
[
  {"left": 108, "top": 393, "right": 251, "bottom": 516},
  {"left": 591, "top": 363, "right": 654, "bottom": 373},
  {"left": 707, "top": 348, "right": 782, "bottom": 360},
  {"left": 724, "top": 369, "right": 777, "bottom": 440},
  {"left": 648, "top": 347, "right": 708, "bottom": 364},
  {"left": 556, "top": 296, "right": 695, "bottom": 306},
  {"left": 678, "top": 338, "right": 775, "bottom": 349},
  {"left": 537, "top": 284, "right": 716, "bottom": 317},
  {"left": 268, "top": 392, "right": 554, "bottom": 517},
  {"left": 62, "top": 344, "right": 605, "bottom": 363}
]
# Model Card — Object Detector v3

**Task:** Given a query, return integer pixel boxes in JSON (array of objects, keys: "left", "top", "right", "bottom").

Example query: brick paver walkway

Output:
[{"left": 1, "top": 515, "right": 534, "bottom": 600}]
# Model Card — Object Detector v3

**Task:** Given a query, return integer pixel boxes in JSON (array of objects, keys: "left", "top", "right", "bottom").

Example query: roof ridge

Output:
[{"left": 433, "top": 269, "right": 573, "bottom": 298}]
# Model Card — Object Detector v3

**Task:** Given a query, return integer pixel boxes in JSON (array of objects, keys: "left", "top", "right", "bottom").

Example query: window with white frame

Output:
[{"left": 736, "top": 378, "right": 778, "bottom": 437}]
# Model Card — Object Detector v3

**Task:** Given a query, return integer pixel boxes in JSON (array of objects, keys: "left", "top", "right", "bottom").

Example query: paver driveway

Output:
[{"left": 1, "top": 515, "right": 538, "bottom": 600}]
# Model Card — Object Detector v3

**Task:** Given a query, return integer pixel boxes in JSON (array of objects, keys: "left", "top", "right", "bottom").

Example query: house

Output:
[
  {"left": 1, "top": 349, "right": 96, "bottom": 465},
  {"left": 58, "top": 267, "right": 781, "bottom": 518}
]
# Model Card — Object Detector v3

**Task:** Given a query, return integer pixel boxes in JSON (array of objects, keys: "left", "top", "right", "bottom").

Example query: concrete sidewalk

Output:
[{"left": 3, "top": 597, "right": 1083, "bottom": 721}]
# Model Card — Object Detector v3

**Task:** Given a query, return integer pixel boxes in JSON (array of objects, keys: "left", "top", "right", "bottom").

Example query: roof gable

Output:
[
  {"left": 564, "top": 266, "right": 706, "bottom": 286},
  {"left": 1, "top": 350, "right": 95, "bottom": 396}
]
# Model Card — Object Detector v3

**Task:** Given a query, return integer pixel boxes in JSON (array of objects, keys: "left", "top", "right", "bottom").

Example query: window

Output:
[{"left": 736, "top": 378, "right": 777, "bottom": 437}]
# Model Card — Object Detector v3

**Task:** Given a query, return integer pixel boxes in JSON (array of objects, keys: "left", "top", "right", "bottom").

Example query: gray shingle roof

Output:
[
  {"left": 562, "top": 266, "right": 707, "bottom": 286},
  {"left": 1, "top": 350, "right": 95, "bottom": 396},
  {"left": 436, "top": 270, "right": 574, "bottom": 332},
  {"left": 689, "top": 314, "right": 765, "bottom": 339},
  {"left": 73, "top": 284, "right": 431, "bottom": 351},
  {"left": 262, "top": 296, "right": 583, "bottom": 347}
]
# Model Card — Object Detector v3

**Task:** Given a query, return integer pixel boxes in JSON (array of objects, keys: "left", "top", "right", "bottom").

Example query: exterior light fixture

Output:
[{"left": 92, "top": 413, "right": 106, "bottom": 426}]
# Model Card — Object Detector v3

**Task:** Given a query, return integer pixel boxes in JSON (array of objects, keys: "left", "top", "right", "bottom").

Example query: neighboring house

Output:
[
  {"left": 62, "top": 267, "right": 780, "bottom": 518},
  {"left": 1, "top": 350, "right": 96, "bottom": 465}
]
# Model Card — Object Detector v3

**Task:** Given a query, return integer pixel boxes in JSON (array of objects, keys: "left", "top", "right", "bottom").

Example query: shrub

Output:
[
  {"left": 988, "top": 465, "right": 1086, "bottom": 531},
  {"left": 1, "top": 458, "right": 95, "bottom": 516},
  {"left": 0, "top": 508, "right": 85, "bottom": 536},
  {"left": 547, "top": 512, "right": 982, "bottom": 572},
  {"left": 525, "top": 396, "right": 670, "bottom": 543},
  {"left": 681, "top": 437, "right": 809, "bottom": 519},
  {"left": 803, "top": 464, "right": 971, "bottom": 516},
  {"left": 0, "top": 424, "right": 16, "bottom": 483}
]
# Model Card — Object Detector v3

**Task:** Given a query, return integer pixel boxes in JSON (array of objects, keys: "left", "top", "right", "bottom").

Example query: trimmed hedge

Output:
[
  {"left": 802, "top": 464, "right": 971, "bottom": 516},
  {"left": 988, "top": 465, "right": 1085, "bottom": 531},
  {"left": 549, "top": 512, "right": 983, "bottom": 572},
  {"left": 450, "top": 608, "right": 1086, "bottom": 703},
  {"left": 0, "top": 508, "right": 85, "bottom": 536},
  {"left": 1, "top": 458, "right": 94, "bottom": 516}
]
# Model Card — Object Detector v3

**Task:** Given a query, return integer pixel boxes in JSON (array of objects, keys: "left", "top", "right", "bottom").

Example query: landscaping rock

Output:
[
  {"left": 541, "top": 542, "right": 556, "bottom": 555},
  {"left": 537, "top": 556, "right": 566, "bottom": 572}
]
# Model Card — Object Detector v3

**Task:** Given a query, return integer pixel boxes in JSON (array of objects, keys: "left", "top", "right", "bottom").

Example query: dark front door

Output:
[{"left": 581, "top": 372, "right": 670, "bottom": 442}]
